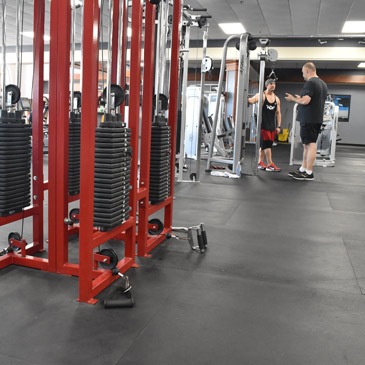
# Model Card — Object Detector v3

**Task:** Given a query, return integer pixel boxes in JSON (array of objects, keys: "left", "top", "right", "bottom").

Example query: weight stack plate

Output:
[
  {"left": 93, "top": 115, "right": 131, "bottom": 231},
  {"left": 149, "top": 119, "right": 171, "bottom": 205},
  {"left": 0, "top": 111, "right": 32, "bottom": 217},
  {"left": 69, "top": 113, "right": 81, "bottom": 196}
]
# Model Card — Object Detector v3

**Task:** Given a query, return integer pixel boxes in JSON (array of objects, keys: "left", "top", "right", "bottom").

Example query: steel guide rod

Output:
[
  {"left": 70, "top": 0, "right": 76, "bottom": 112},
  {"left": 106, "top": 0, "right": 114, "bottom": 113},
  {"left": 177, "top": 25, "right": 190, "bottom": 182},
  {"left": 254, "top": 53, "right": 266, "bottom": 176},
  {"left": 116, "top": 0, "right": 123, "bottom": 99},
  {"left": 154, "top": 1, "right": 162, "bottom": 115},
  {"left": 232, "top": 33, "right": 249, "bottom": 175},
  {"left": 16, "top": 0, "right": 21, "bottom": 110},
  {"left": 195, "top": 27, "right": 208, "bottom": 182},
  {"left": 1, "top": 0, "right": 6, "bottom": 110}
]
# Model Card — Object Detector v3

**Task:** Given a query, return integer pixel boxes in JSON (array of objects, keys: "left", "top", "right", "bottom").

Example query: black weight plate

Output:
[
  {"left": 0, "top": 183, "right": 31, "bottom": 192},
  {"left": 95, "top": 157, "right": 128, "bottom": 164},
  {"left": 0, "top": 136, "right": 30, "bottom": 142},
  {"left": 0, "top": 194, "right": 31, "bottom": 204}
]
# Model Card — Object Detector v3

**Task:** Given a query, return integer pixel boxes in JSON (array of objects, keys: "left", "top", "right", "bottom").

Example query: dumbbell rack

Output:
[{"left": 136, "top": 0, "right": 181, "bottom": 257}]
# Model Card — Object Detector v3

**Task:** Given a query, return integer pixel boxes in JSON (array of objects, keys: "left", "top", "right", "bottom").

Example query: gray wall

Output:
[{"left": 275, "top": 82, "right": 365, "bottom": 145}]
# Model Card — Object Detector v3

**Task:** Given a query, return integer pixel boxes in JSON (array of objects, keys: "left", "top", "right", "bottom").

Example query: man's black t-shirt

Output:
[{"left": 297, "top": 77, "right": 327, "bottom": 124}]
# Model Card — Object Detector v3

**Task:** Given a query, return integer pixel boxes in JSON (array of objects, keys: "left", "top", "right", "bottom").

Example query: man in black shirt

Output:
[{"left": 285, "top": 62, "right": 327, "bottom": 181}]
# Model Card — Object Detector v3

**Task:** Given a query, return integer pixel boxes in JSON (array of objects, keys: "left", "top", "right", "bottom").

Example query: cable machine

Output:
[
  {"left": 289, "top": 101, "right": 339, "bottom": 167},
  {"left": 176, "top": 5, "right": 212, "bottom": 182},
  {"left": 136, "top": 0, "right": 182, "bottom": 257},
  {"left": 0, "top": 0, "right": 47, "bottom": 270}
]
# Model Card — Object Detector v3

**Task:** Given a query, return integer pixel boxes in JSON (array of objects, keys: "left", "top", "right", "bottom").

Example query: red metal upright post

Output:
[
  {"left": 136, "top": 0, "right": 156, "bottom": 256},
  {"left": 48, "top": 0, "right": 71, "bottom": 273},
  {"left": 127, "top": 0, "right": 144, "bottom": 259},
  {"left": 32, "top": 0, "right": 45, "bottom": 255},
  {"left": 135, "top": 0, "right": 181, "bottom": 256},
  {"left": 78, "top": 0, "right": 100, "bottom": 304},
  {"left": 165, "top": 0, "right": 182, "bottom": 228}
]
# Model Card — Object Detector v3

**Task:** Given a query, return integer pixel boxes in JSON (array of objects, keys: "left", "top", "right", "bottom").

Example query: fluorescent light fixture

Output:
[
  {"left": 342, "top": 21, "right": 365, "bottom": 33},
  {"left": 218, "top": 23, "right": 245, "bottom": 35},
  {"left": 358, "top": 62, "right": 365, "bottom": 68},
  {"left": 21, "top": 31, "right": 50, "bottom": 41}
]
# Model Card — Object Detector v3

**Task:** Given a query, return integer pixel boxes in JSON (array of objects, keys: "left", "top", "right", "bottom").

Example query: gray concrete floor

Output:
[{"left": 0, "top": 144, "right": 365, "bottom": 365}]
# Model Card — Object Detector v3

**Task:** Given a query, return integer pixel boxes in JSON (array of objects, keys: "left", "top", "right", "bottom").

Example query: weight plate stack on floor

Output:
[
  {"left": 69, "top": 112, "right": 81, "bottom": 195},
  {"left": 94, "top": 114, "right": 132, "bottom": 231},
  {"left": 0, "top": 110, "right": 32, "bottom": 217},
  {"left": 149, "top": 116, "right": 171, "bottom": 205}
]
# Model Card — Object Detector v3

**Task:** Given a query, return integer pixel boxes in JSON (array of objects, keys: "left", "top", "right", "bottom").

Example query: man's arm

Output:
[
  {"left": 247, "top": 93, "right": 259, "bottom": 104},
  {"left": 285, "top": 93, "right": 311, "bottom": 105},
  {"left": 276, "top": 97, "right": 282, "bottom": 130}
]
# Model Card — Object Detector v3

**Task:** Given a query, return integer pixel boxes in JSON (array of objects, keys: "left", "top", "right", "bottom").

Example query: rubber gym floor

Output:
[{"left": 0, "top": 143, "right": 365, "bottom": 365}]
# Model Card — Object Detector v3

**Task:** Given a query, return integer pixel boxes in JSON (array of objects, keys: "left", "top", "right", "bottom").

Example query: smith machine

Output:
[{"left": 0, "top": 0, "right": 185, "bottom": 306}]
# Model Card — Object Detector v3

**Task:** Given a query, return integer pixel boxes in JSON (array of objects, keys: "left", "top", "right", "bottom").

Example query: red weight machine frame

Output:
[
  {"left": 0, "top": 0, "right": 182, "bottom": 305},
  {"left": 47, "top": 0, "right": 144, "bottom": 304},
  {"left": 0, "top": 0, "right": 48, "bottom": 272},
  {"left": 136, "top": 0, "right": 182, "bottom": 257}
]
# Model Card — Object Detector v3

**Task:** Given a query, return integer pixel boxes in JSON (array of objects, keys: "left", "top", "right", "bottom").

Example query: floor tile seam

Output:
[
  {"left": 0, "top": 352, "right": 40, "bottom": 365},
  {"left": 341, "top": 238, "right": 363, "bottom": 295},
  {"left": 152, "top": 262, "right": 362, "bottom": 298},
  {"left": 114, "top": 276, "right": 187, "bottom": 365}
]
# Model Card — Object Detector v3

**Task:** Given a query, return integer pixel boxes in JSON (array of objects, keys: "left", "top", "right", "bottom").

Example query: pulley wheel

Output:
[
  {"left": 8, "top": 232, "right": 21, "bottom": 251},
  {"left": 102, "top": 84, "right": 125, "bottom": 107},
  {"left": 152, "top": 94, "right": 169, "bottom": 112},
  {"left": 71, "top": 91, "right": 82, "bottom": 109},
  {"left": 98, "top": 248, "right": 119, "bottom": 270},
  {"left": 5, "top": 84, "right": 21, "bottom": 104},
  {"left": 148, "top": 218, "right": 164, "bottom": 235},
  {"left": 69, "top": 208, "right": 80, "bottom": 223}
]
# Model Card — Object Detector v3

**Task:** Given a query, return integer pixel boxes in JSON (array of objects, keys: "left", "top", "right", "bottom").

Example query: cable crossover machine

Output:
[{"left": 0, "top": 0, "right": 208, "bottom": 307}]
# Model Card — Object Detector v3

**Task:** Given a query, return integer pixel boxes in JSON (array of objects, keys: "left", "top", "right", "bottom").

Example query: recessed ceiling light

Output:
[
  {"left": 358, "top": 62, "right": 365, "bottom": 68},
  {"left": 218, "top": 23, "right": 246, "bottom": 35},
  {"left": 21, "top": 31, "right": 50, "bottom": 42},
  {"left": 342, "top": 21, "right": 365, "bottom": 33}
]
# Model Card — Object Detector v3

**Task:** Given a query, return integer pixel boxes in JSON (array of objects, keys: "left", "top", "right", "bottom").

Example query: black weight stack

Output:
[
  {"left": 94, "top": 114, "right": 132, "bottom": 231},
  {"left": 149, "top": 115, "right": 171, "bottom": 205},
  {"left": 69, "top": 112, "right": 81, "bottom": 195},
  {"left": 0, "top": 110, "right": 32, "bottom": 217}
]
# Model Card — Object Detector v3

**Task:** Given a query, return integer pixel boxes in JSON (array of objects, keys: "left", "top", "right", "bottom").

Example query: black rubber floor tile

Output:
[
  {"left": 327, "top": 192, "right": 365, "bottom": 213},
  {"left": 225, "top": 201, "right": 365, "bottom": 241},
  {"left": 147, "top": 225, "right": 359, "bottom": 295},
  {"left": 343, "top": 239, "right": 365, "bottom": 294},
  {"left": 118, "top": 271, "right": 365, "bottom": 365},
  {"left": 0, "top": 354, "right": 40, "bottom": 365}
]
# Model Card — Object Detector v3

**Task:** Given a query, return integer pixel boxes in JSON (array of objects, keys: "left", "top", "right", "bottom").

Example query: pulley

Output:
[
  {"left": 5, "top": 84, "right": 21, "bottom": 105},
  {"left": 148, "top": 218, "right": 164, "bottom": 235},
  {"left": 102, "top": 84, "right": 125, "bottom": 107},
  {"left": 98, "top": 248, "right": 119, "bottom": 270}
]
